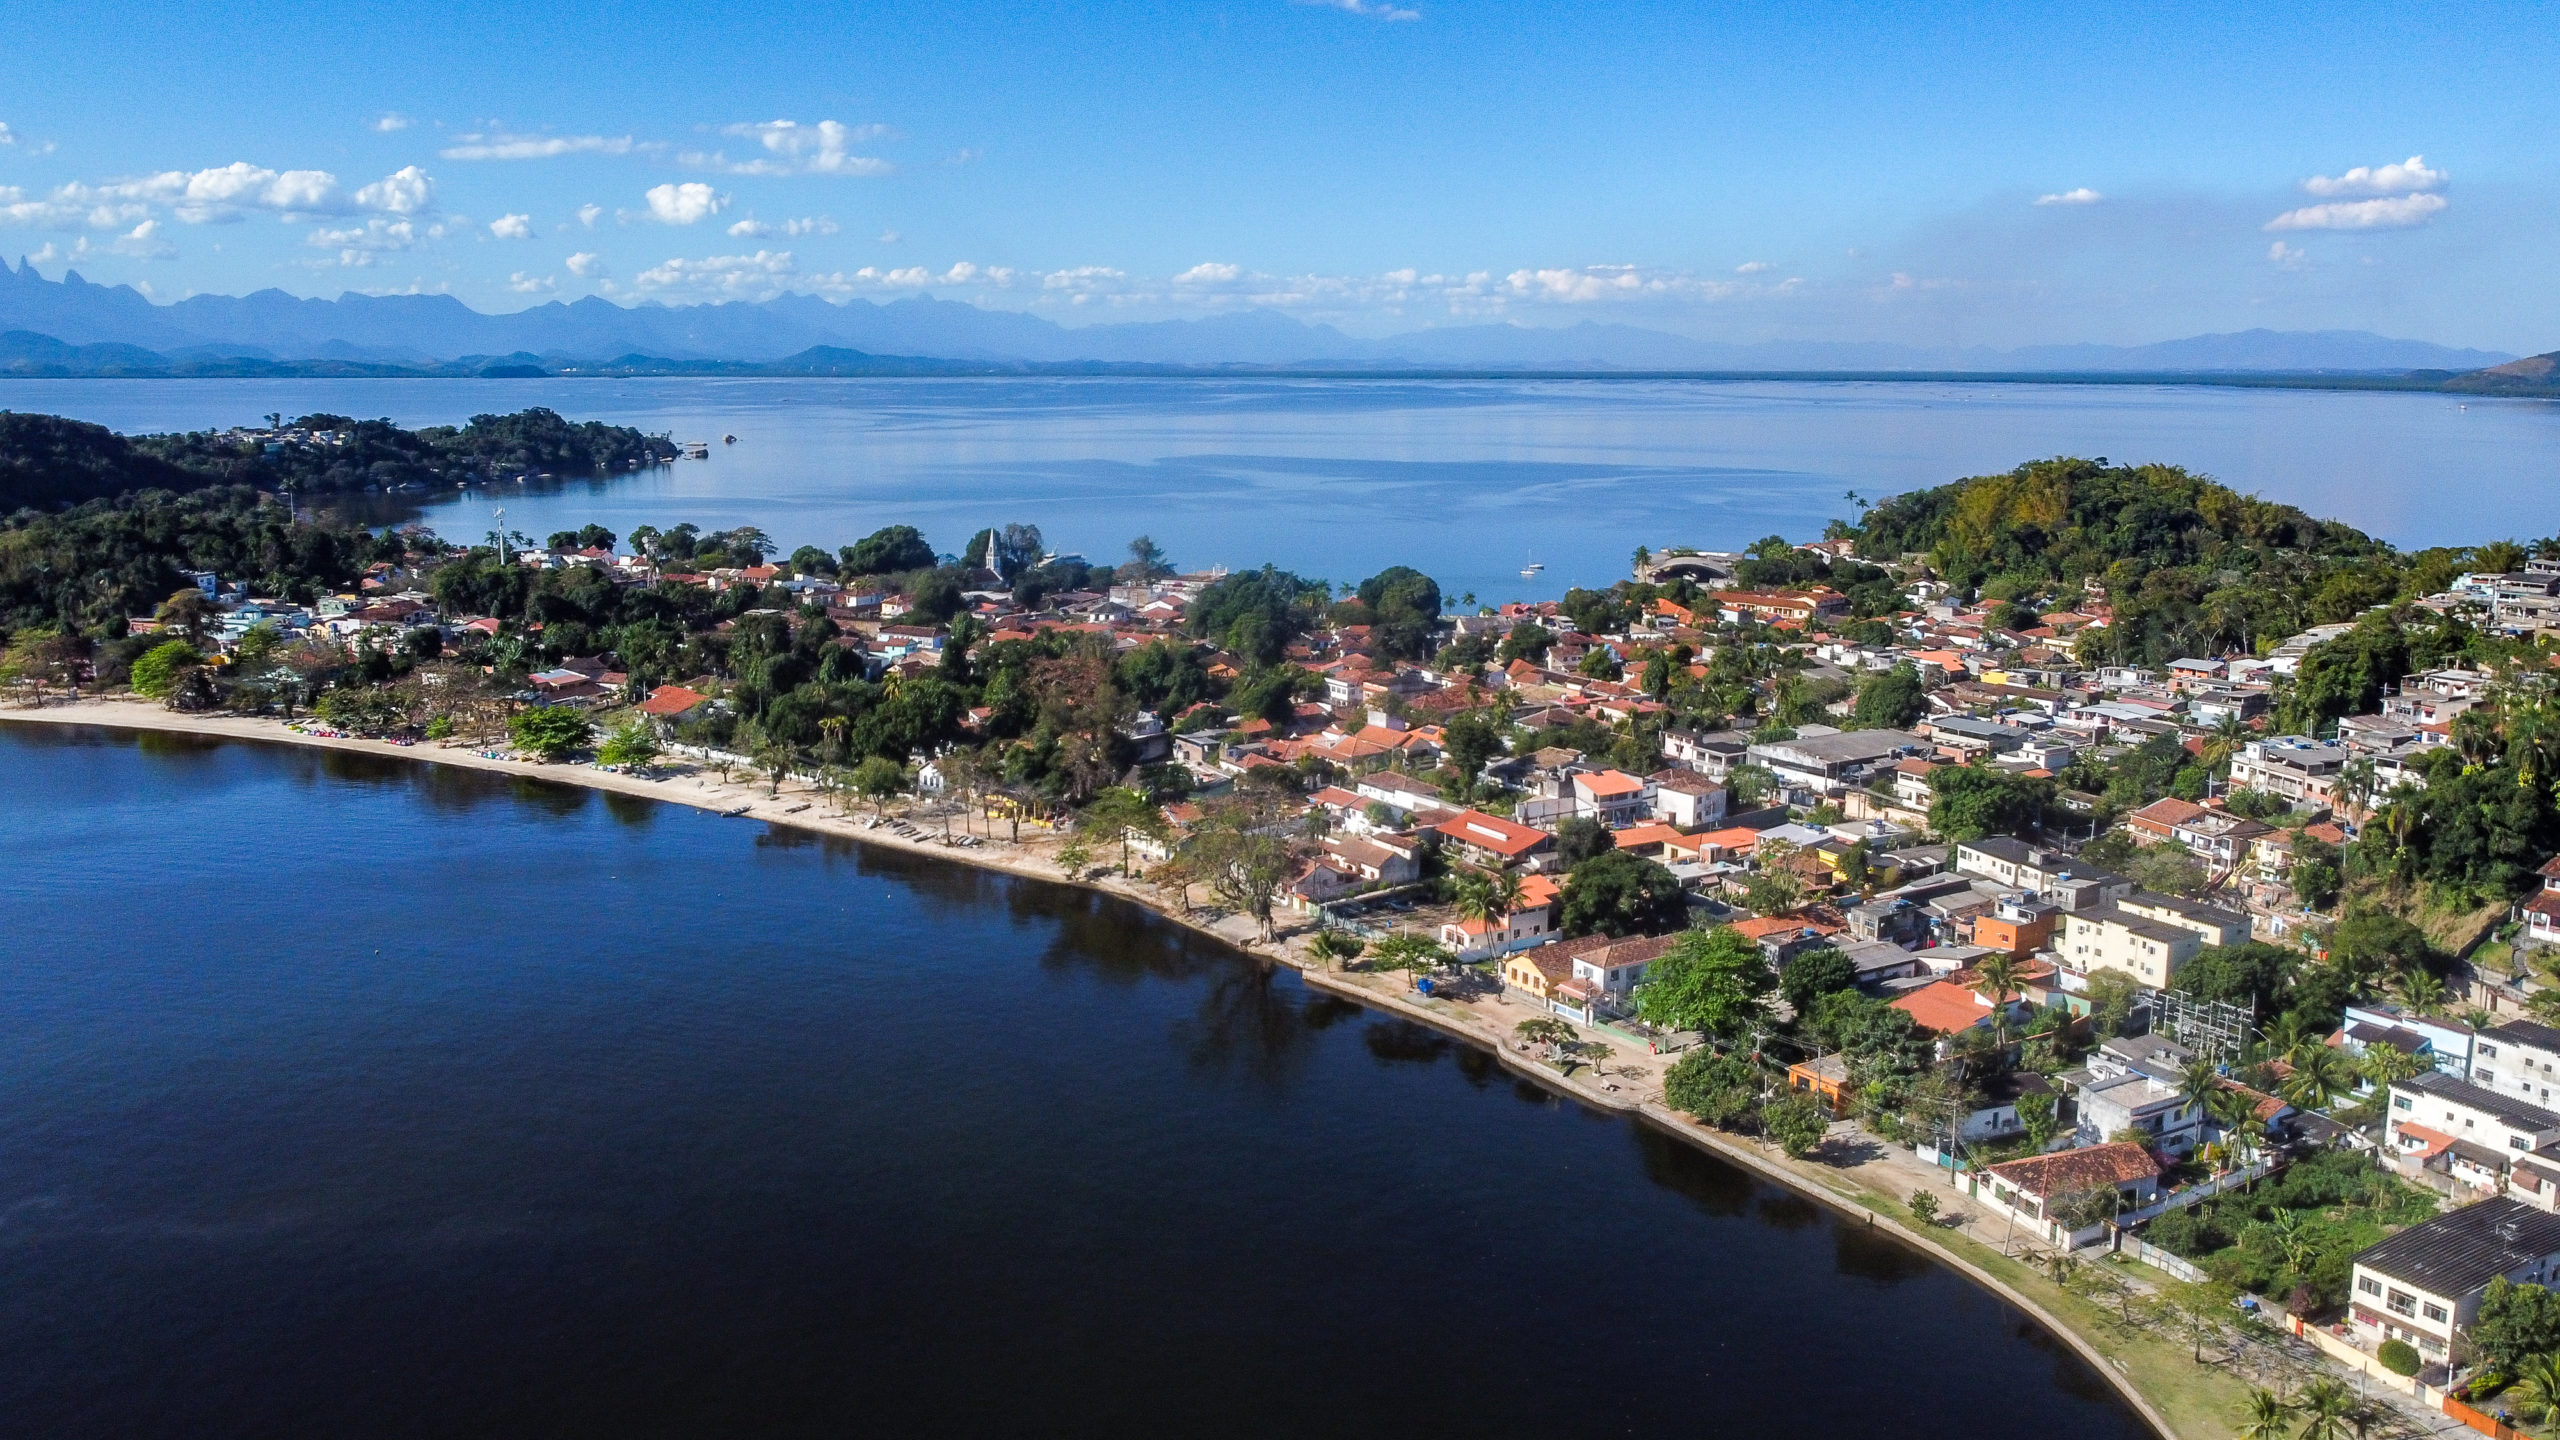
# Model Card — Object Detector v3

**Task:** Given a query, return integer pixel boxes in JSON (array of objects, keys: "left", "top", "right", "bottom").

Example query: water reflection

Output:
[
  {"left": 1176, "top": 960, "right": 1326, "bottom": 1086},
  {"left": 1633, "top": 1124, "right": 1755, "bottom": 1218},
  {"left": 1361, "top": 1019, "right": 1455, "bottom": 1067},
  {"left": 600, "top": 791, "right": 657, "bottom": 828},
  {"left": 1833, "top": 1223, "right": 1939, "bottom": 1287},
  {"left": 1756, "top": 1192, "right": 1822, "bottom": 1231}
]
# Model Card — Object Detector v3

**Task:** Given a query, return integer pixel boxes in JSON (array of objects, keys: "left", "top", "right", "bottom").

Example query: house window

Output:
[
  {"left": 2393, "top": 1097, "right": 2413, "bottom": 1111},
  {"left": 2517, "top": 1136, "right": 2534, "bottom": 1151},
  {"left": 2359, "top": 1277, "right": 2382, "bottom": 1297},
  {"left": 2481, "top": 1070, "right": 2500, "bottom": 1086},
  {"left": 2387, "top": 1290, "right": 2417, "bottom": 1318},
  {"left": 2483, "top": 1044, "right": 2501, "bottom": 1059},
  {"left": 2424, "top": 1303, "right": 2449, "bottom": 1322}
]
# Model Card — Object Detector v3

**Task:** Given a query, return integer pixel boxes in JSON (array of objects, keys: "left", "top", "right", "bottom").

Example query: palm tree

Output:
[
  {"left": 1970, "top": 953, "right": 2025, "bottom": 1043},
  {"left": 2290, "top": 1378, "right": 2356, "bottom": 1440},
  {"left": 2279, "top": 1044, "right": 2357, "bottom": 1110},
  {"left": 2393, "top": 965, "right": 2447, "bottom": 1016},
  {"left": 2235, "top": 1387, "right": 2290, "bottom": 1440},
  {"left": 2510, "top": 1351, "right": 2560, "bottom": 1430},
  {"left": 2258, "top": 1011, "right": 2311, "bottom": 1063},
  {"left": 2334, "top": 757, "right": 2378, "bottom": 822},
  {"left": 2173, "top": 1053, "right": 2225, "bottom": 1146},
  {"left": 2208, "top": 1085, "right": 2264, "bottom": 1169}
]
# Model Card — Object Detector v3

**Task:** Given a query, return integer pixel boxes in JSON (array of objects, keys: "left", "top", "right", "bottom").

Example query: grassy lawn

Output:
[{"left": 1831, "top": 1184, "right": 2261, "bottom": 1440}]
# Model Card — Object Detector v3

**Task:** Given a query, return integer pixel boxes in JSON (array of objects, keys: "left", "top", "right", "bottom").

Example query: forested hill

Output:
[
  {"left": 1848, "top": 457, "right": 2413, "bottom": 665},
  {"left": 0, "top": 408, "right": 677, "bottom": 513}
]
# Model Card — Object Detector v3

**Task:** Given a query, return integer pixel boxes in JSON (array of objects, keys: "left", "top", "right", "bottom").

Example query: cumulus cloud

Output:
[
  {"left": 2303, "top": 155, "right": 2446, "bottom": 197},
  {"left": 489, "top": 213, "right": 534, "bottom": 239},
  {"left": 355, "top": 166, "right": 434, "bottom": 215},
  {"left": 304, "top": 216, "right": 451, "bottom": 267},
  {"left": 374, "top": 113, "right": 411, "bottom": 133},
  {"left": 727, "top": 215, "right": 837, "bottom": 238},
  {"left": 441, "top": 132, "right": 639, "bottom": 160},
  {"left": 686, "top": 120, "right": 892, "bottom": 176},
  {"left": 2264, "top": 192, "right": 2447, "bottom": 231},
  {"left": 643, "top": 182, "right": 725, "bottom": 224},
  {"left": 1174, "top": 261, "right": 1244, "bottom": 285},
  {"left": 508, "top": 271, "right": 555, "bottom": 293},
  {"left": 565, "top": 250, "right": 605, "bottom": 277},
  {"left": 0, "top": 122, "right": 15, "bottom": 146},
  {"left": 1298, "top": 0, "right": 1420, "bottom": 19},
  {"left": 20, "top": 162, "right": 431, "bottom": 227},
  {"left": 2267, "top": 241, "right": 2307, "bottom": 269},
  {"left": 2034, "top": 187, "right": 2102, "bottom": 206},
  {"left": 577, "top": 203, "right": 602, "bottom": 228},
  {"left": 633, "top": 248, "right": 798, "bottom": 296},
  {"left": 1734, "top": 260, "right": 1774, "bottom": 274}
]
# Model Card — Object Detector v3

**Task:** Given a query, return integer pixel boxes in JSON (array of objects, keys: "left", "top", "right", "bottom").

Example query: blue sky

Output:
[{"left": 3, "top": 0, "right": 2555, "bottom": 349}]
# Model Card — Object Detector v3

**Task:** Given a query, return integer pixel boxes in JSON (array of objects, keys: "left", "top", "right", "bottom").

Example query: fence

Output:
[
  {"left": 2112, "top": 1233, "right": 2206, "bottom": 1284},
  {"left": 2117, "top": 1158, "right": 2273, "bottom": 1227}
]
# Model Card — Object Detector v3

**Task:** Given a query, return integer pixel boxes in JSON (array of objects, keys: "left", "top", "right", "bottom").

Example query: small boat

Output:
[
  {"left": 1519, "top": 558, "right": 1545, "bottom": 578},
  {"left": 719, "top": 804, "right": 752, "bottom": 817},
  {"left": 723, "top": 434, "right": 737, "bottom": 444}
]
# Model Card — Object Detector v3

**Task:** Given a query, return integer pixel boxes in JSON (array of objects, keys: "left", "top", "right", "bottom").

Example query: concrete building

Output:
[
  {"left": 2350, "top": 1197, "right": 2560, "bottom": 1364},
  {"left": 2056, "top": 892, "right": 2250, "bottom": 986}
]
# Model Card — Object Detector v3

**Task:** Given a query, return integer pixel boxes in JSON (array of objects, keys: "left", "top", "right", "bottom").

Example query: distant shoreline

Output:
[
  {"left": 0, "top": 364, "right": 2544, "bottom": 399},
  {"left": 1, "top": 697, "right": 2189, "bottom": 1439}
]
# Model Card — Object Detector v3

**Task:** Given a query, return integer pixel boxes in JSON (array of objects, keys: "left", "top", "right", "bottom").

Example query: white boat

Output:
[{"left": 1519, "top": 558, "right": 1545, "bottom": 578}]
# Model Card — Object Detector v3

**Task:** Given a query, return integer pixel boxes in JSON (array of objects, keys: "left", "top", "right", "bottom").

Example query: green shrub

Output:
[
  {"left": 128, "top": 639, "right": 199, "bottom": 698},
  {"left": 2377, "top": 1338, "right": 2421, "bottom": 1376}
]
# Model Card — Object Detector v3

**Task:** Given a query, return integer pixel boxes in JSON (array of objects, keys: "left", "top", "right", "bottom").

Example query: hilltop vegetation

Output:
[
  {"left": 0, "top": 408, "right": 675, "bottom": 512},
  {"left": 1848, "top": 457, "right": 2418, "bottom": 666}
]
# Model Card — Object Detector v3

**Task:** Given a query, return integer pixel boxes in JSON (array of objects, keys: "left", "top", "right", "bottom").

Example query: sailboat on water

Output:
[{"left": 1519, "top": 553, "right": 1545, "bottom": 579}]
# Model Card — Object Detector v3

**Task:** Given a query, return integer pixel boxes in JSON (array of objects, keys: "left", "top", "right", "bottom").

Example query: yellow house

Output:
[{"left": 1501, "top": 947, "right": 1576, "bottom": 1000}]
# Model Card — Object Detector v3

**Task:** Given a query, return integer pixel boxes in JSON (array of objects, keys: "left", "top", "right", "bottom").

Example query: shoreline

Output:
[{"left": 2, "top": 699, "right": 2192, "bottom": 1439}]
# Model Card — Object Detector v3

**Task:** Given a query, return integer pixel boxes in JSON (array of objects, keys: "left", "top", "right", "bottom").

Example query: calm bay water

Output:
[
  {"left": 1, "top": 375, "right": 2551, "bottom": 601},
  {"left": 0, "top": 725, "right": 2151, "bottom": 1439}
]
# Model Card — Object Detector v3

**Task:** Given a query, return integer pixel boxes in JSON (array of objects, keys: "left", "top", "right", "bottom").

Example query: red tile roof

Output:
[
  {"left": 635, "top": 684, "right": 709, "bottom": 716},
  {"left": 1889, "top": 980, "right": 1994, "bottom": 1035},
  {"left": 1984, "top": 1141, "right": 2158, "bottom": 1198}
]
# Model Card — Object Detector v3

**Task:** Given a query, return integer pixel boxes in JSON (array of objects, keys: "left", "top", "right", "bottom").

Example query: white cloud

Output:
[
  {"left": 577, "top": 203, "right": 602, "bottom": 228},
  {"left": 2303, "top": 155, "right": 2446, "bottom": 197},
  {"left": 877, "top": 229, "right": 901, "bottom": 243},
  {"left": 634, "top": 248, "right": 798, "bottom": 296},
  {"left": 0, "top": 122, "right": 15, "bottom": 146},
  {"left": 727, "top": 215, "right": 837, "bottom": 238},
  {"left": 304, "top": 216, "right": 450, "bottom": 267},
  {"left": 565, "top": 250, "right": 605, "bottom": 277},
  {"left": 1174, "top": 261, "right": 1244, "bottom": 285},
  {"left": 374, "top": 113, "right": 412, "bottom": 133},
  {"left": 354, "top": 165, "right": 435, "bottom": 215},
  {"left": 1298, "top": 0, "right": 1421, "bottom": 19},
  {"left": 508, "top": 271, "right": 556, "bottom": 293},
  {"left": 2034, "top": 187, "right": 2102, "bottom": 206},
  {"left": 87, "top": 163, "right": 345, "bottom": 222},
  {"left": 688, "top": 119, "right": 892, "bottom": 176},
  {"left": 643, "top": 182, "right": 725, "bottom": 224},
  {"left": 2264, "top": 192, "right": 2447, "bottom": 231},
  {"left": 13, "top": 220, "right": 177, "bottom": 265},
  {"left": 2267, "top": 241, "right": 2307, "bottom": 270},
  {"left": 441, "top": 132, "right": 638, "bottom": 161},
  {"left": 1734, "top": 260, "right": 1773, "bottom": 274},
  {"left": 489, "top": 213, "right": 534, "bottom": 239}
]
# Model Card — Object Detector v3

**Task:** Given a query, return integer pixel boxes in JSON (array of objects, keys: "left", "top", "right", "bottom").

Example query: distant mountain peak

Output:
[{"left": 0, "top": 260, "right": 2516, "bottom": 373}]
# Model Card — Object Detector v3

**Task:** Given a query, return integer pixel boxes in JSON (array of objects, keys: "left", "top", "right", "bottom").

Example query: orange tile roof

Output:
[
  {"left": 1574, "top": 769, "right": 1646, "bottom": 798},
  {"left": 1984, "top": 1141, "right": 2157, "bottom": 1198},
  {"left": 1889, "top": 980, "right": 1994, "bottom": 1035},
  {"left": 1433, "top": 810, "right": 1551, "bottom": 858},
  {"left": 1613, "top": 823, "right": 1685, "bottom": 851}
]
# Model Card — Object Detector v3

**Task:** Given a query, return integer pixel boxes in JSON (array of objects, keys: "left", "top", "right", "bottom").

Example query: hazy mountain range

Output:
[{"left": 0, "top": 256, "right": 2520, "bottom": 374}]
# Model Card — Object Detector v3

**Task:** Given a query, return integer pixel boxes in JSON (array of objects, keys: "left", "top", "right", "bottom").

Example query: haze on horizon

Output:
[{"left": 2, "top": 0, "right": 2554, "bottom": 354}]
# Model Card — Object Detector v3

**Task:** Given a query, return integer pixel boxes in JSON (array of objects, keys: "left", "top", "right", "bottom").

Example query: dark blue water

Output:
[
  {"left": 1, "top": 375, "right": 2548, "bottom": 603},
  {"left": 0, "top": 725, "right": 2153, "bottom": 1439}
]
